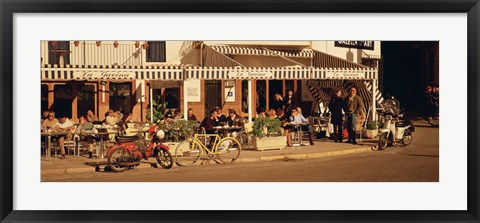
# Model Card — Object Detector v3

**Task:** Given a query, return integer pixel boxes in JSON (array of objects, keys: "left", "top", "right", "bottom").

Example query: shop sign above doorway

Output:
[
  {"left": 73, "top": 71, "right": 136, "bottom": 79},
  {"left": 334, "top": 41, "right": 374, "bottom": 50},
  {"left": 325, "top": 70, "right": 365, "bottom": 79},
  {"left": 227, "top": 71, "right": 273, "bottom": 79}
]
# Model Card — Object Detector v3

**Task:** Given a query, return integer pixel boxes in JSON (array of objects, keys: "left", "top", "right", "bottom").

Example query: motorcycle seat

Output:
[{"left": 116, "top": 135, "right": 139, "bottom": 143}]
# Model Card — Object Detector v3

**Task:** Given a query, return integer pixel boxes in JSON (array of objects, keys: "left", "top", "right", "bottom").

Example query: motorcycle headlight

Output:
[{"left": 156, "top": 130, "right": 165, "bottom": 140}]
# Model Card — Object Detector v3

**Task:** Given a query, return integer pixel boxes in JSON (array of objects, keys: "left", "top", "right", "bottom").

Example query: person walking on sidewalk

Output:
[
  {"left": 343, "top": 86, "right": 364, "bottom": 145},
  {"left": 329, "top": 88, "right": 344, "bottom": 143}
]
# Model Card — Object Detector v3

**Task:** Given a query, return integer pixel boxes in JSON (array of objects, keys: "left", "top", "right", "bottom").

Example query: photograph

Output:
[{"left": 40, "top": 40, "right": 439, "bottom": 182}]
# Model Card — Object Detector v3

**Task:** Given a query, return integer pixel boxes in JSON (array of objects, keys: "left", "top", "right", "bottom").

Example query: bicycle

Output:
[{"left": 174, "top": 129, "right": 241, "bottom": 166}]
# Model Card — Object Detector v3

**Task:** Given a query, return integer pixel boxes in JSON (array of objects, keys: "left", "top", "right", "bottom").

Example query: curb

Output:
[
  {"left": 237, "top": 146, "right": 375, "bottom": 163},
  {"left": 42, "top": 146, "right": 376, "bottom": 175}
]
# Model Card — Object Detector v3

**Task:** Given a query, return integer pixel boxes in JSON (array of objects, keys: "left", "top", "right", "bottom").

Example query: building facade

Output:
[{"left": 41, "top": 40, "right": 382, "bottom": 123}]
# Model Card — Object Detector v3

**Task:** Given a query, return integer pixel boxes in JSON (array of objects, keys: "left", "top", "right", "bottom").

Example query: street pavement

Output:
[{"left": 41, "top": 119, "right": 438, "bottom": 182}]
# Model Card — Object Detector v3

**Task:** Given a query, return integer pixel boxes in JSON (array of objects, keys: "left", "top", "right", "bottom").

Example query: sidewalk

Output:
[{"left": 41, "top": 138, "right": 378, "bottom": 175}]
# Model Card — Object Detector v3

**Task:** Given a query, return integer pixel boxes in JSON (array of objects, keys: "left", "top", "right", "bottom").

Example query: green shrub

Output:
[{"left": 253, "top": 117, "right": 282, "bottom": 138}]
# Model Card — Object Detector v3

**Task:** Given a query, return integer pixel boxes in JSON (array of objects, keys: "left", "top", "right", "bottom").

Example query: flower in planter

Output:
[{"left": 113, "top": 41, "right": 119, "bottom": 48}]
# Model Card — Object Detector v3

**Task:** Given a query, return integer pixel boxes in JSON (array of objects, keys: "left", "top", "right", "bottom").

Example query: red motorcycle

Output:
[{"left": 106, "top": 125, "right": 173, "bottom": 172}]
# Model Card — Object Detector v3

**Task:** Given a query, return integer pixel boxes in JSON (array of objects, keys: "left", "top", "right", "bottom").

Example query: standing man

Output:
[
  {"left": 271, "top": 93, "right": 284, "bottom": 111},
  {"left": 283, "top": 90, "right": 296, "bottom": 118},
  {"left": 343, "top": 86, "right": 364, "bottom": 145}
]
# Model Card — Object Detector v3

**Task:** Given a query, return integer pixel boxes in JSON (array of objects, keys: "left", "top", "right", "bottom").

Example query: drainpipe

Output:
[{"left": 150, "top": 87, "right": 154, "bottom": 123}]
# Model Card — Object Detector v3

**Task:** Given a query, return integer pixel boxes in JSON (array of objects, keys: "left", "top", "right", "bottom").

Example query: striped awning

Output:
[
  {"left": 311, "top": 68, "right": 377, "bottom": 80},
  {"left": 209, "top": 45, "right": 314, "bottom": 58},
  {"left": 41, "top": 64, "right": 184, "bottom": 81},
  {"left": 185, "top": 66, "right": 311, "bottom": 80}
]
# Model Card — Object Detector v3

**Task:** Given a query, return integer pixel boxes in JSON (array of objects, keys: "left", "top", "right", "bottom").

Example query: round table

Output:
[
  {"left": 214, "top": 126, "right": 243, "bottom": 137},
  {"left": 285, "top": 122, "right": 309, "bottom": 146}
]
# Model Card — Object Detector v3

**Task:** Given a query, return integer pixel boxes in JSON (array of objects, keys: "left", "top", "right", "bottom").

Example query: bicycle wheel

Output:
[
  {"left": 155, "top": 148, "right": 174, "bottom": 169},
  {"left": 216, "top": 137, "right": 241, "bottom": 163},
  {"left": 175, "top": 140, "right": 202, "bottom": 166},
  {"left": 107, "top": 147, "right": 130, "bottom": 172}
]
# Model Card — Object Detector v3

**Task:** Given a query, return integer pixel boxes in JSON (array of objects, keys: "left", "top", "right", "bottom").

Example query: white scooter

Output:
[{"left": 377, "top": 98, "right": 415, "bottom": 150}]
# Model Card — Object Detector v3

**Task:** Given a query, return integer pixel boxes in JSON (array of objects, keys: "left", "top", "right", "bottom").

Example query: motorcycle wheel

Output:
[
  {"left": 156, "top": 148, "right": 173, "bottom": 169},
  {"left": 175, "top": 140, "right": 202, "bottom": 166},
  {"left": 378, "top": 133, "right": 388, "bottom": 150},
  {"left": 107, "top": 147, "right": 130, "bottom": 172},
  {"left": 216, "top": 137, "right": 242, "bottom": 163},
  {"left": 401, "top": 129, "right": 413, "bottom": 146}
]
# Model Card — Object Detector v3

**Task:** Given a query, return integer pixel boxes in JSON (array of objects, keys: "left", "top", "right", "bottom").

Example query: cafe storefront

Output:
[{"left": 41, "top": 64, "right": 183, "bottom": 122}]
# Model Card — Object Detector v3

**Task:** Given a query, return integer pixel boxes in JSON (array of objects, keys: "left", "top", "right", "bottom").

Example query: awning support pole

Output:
[
  {"left": 372, "top": 79, "right": 376, "bottom": 122},
  {"left": 248, "top": 80, "right": 253, "bottom": 123},
  {"left": 150, "top": 87, "right": 153, "bottom": 123},
  {"left": 184, "top": 81, "right": 188, "bottom": 120}
]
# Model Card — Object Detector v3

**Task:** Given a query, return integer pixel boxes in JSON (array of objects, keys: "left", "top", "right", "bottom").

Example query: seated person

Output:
[
  {"left": 215, "top": 107, "right": 227, "bottom": 126},
  {"left": 255, "top": 107, "right": 267, "bottom": 120},
  {"left": 41, "top": 112, "right": 72, "bottom": 159},
  {"left": 75, "top": 115, "right": 97, "bottom": 159},
  {"left": 86, "top": 109, "right": 98, "bottom": 122},
  {"left": 227, "top": 109, "right": 245, "bottom": 128},
  {"left": 187, "top": 108, "right": 198, "bottom": 122},
  {"left": 173, "top": 110, "right": 183, "bottom": 121},
  {"left": 268, "top": 109, "right": 278, "bottom": 120},
  {"left": 105, "top": 110, "right": 121, "bottom": 126},
  {"left": 200, "top": 109, "right": 218, "bottom": 148},
  {"left": 289, "top": 107, "right": 315, "bottom": 146}
]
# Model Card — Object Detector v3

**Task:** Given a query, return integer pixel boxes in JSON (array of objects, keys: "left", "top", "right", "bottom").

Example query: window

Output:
[
  {"left": 165, "top": 88, "right": 179, "bottom": 109},
  {"left": 109, "top": 82, "right": 132, "bottom": 114},
  {"left": 146, "top": 41, "right": 166, "bottom": 62},
  {"left": 241, "top": 80, "right": 248, "bottom": 114},
  {"left": 48, "top": 41, "right": 70, "bottom": 65},
  {"left": 77, "top": 85, "right": 95, "bottom": 118},
  {"left": 41, "top": 84, "right": 49, "bottom": 112},
  {"left": 53, "top": 84, "right": 73, "bottom": 118},
  {"left": 256, "top": 80, "right": 267, "bottom": 110}
]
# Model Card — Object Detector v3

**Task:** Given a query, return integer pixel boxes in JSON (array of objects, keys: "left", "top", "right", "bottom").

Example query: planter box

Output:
[
  {"left": 254, "top": 136, "right": 287, "bottom": 151},
  {"left": 366, "top": 129, "right": 378, "bottom": 139}
]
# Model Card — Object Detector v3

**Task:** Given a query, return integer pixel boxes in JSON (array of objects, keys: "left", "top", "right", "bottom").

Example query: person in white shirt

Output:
[
  {"left": 51, "top": 114, "right": 75, "bottom": 159},
  {"left": 288, "top": 107, "right": 314, "bottom": 145}
]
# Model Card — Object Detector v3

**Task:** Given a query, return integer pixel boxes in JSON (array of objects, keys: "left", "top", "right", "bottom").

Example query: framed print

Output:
[{"left": 1, "top": 0, "right": 479, "bottom": 222}]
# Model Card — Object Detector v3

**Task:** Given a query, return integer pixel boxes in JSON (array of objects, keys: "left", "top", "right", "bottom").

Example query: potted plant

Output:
[
  {"left": 252, "top": 117, "right": 286, "bottom": 151},
  {"left": 113, "top": 41, "right": 119, "bottom": 48},
  {"left": 95, "top": 41, "right": 102, "bottom": 47},
  {"left": 366, "top": 121, "right": 378, "bottom": 139},
  {"left": 146, "top": 96, "right": 168, "bottom": 123}
]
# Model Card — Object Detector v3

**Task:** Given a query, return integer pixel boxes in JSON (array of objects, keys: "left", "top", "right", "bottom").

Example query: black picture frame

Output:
[{"left": 1, "top": 0, "right": 479, "bottom": 222}]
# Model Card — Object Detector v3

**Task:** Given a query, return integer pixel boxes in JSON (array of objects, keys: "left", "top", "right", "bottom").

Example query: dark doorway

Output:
[
  {"left": 53, "top": 84, "right": 73, "bottom": 118},
  {"left": 204, "top": 80, "right": 222, "bottom": 117},
  {"left": 268, "top": 80, "right": 283, "bottom": 110},
  {"left": 41, "top": 84, "right": 49, "bottom": 112},
  {"left": 77, "top": 84, "right": 96, "bottom": 118}
]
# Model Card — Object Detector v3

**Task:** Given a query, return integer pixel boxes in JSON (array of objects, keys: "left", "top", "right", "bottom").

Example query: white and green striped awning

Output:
[
  {"left": 209, "top": 45, "right": 314, "bottom": 58},
  {"left": 185, "top": 66, "right": 311, "bottom": 80},
  {"left": 41, "top": 64, "right": 184, "bottom": 81}
]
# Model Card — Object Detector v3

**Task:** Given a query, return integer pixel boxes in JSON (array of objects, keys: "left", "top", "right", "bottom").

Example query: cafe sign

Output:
[
  {"left": 73, "top": 71, "right": 136, "bottom": 79},
  {"left": 228, "top": 71, "right": 273, "bottom": 79},
  {"left": 325, "top": 70, "right": 365, "bottom": 79},
  {"left": 334, "top": 41, "right": 375, "bottom": 50}
]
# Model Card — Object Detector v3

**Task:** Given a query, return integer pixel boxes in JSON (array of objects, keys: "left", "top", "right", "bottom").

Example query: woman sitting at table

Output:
[
  {"left": 75, "top": 115, "right": 97, "bottom": 159},
  {"left": 289, "top": 107, "right": 315, "bottom": 145}
]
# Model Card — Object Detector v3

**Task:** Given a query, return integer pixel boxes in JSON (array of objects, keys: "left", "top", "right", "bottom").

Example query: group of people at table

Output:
[{"left": 41, "top": 109, "right": 125, "bottom": 159}]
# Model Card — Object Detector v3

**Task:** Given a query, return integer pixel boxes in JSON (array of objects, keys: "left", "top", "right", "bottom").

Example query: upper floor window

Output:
[
  {"left": 48, "top": 41, "right": 70, "bottom": 65},
  {"left": 146, "top": 41, "right": 166, "bottom": 62}
]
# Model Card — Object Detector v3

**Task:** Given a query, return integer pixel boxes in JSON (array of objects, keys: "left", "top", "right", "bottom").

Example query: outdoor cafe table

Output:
[
  {"left": 285, "top": 122, "right": 309, "bottom": 146},
  {"left": 41, "top": 130, "right": 68, "bottom": 161},
  {"left": 94, "top": 127, "right": 118, "bottom": 159},
  {"left": 213, "top": 126, "right": 243, "bottom": 137}
]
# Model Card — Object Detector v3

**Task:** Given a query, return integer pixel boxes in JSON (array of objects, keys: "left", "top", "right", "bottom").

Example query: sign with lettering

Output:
[
  {"left": 228, "top": 71, "right": 273, "bottom": 79},
  {"left": 73, "top": 71, "right": 136, "bottom": 79},
  {"left": 334, "top": 41, "right": 375, "bottom": 50},
  {"left": 325, "top": 71, "right": 365, "bottom": 79}
]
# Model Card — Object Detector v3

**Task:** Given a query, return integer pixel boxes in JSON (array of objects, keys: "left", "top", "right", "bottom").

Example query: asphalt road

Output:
[{"left": 42, "top": 120, "right": 438, "bottom": 182}]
